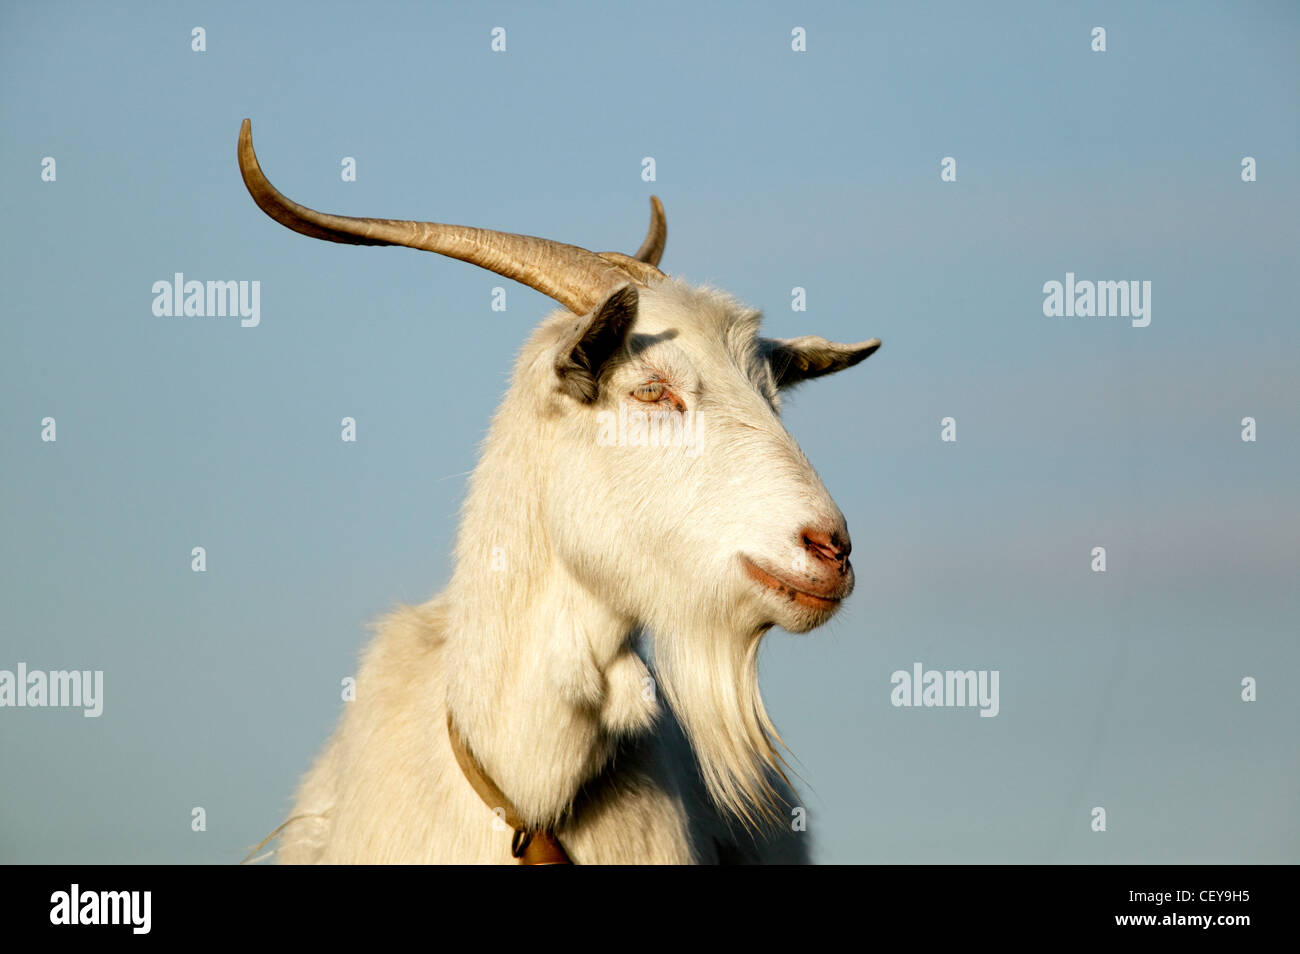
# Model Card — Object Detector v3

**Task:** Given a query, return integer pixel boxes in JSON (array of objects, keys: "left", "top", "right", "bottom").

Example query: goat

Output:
[{"left": 237, "top": 119, "right": 881, "bottom": 863}]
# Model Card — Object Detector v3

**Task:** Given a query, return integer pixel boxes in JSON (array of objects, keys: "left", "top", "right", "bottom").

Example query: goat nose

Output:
[{"left": 800, "top": 525, "right": 851, "bottom": 566}]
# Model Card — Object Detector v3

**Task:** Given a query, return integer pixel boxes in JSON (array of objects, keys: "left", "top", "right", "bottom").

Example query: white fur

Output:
[{"left": 274, "top": 278, "right": 855, "bottom": 864}]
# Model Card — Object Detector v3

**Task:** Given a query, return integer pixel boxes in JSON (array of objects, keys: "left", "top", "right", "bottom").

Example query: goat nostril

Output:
[{"left": 800, "top": 526, "right": 850, "bottom": 564}]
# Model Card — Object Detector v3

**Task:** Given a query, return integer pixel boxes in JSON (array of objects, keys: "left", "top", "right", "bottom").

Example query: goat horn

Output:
[
  {"left": 238, "top": 119, "right": 657, "bottom": 315},
  {"left": 633, "top": 196, "right": 666, "bottom": 266},
  {"left": 597, "top": 251, "right": 669, "bottom": 286}
]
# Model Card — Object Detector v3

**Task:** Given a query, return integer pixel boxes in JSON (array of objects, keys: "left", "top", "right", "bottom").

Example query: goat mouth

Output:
[{"left": 740, "top": 556, "right": 850, "bottom": 611}]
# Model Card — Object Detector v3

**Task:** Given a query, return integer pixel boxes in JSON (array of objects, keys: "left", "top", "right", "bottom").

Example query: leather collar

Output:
[{"left": 446, "top": 713, "right": 573, "bottom": 865}]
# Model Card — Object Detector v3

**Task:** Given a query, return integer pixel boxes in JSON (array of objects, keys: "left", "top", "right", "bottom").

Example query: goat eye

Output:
[{"left": 632, "top": 381, "right": 666, "bottom": 402}]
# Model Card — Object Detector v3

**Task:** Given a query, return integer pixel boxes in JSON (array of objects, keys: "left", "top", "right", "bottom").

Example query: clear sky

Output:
[{"left": 1, "top": 0, "right": 1296, "bottom": 863}]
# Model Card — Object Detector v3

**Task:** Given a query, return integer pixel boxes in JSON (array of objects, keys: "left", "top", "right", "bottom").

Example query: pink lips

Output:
[{"left": 740, "top": 555, "right": 851, "bottom": 611}]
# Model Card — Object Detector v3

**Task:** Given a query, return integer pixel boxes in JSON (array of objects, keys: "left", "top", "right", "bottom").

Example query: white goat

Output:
[{"left": 238, "top": 120, "right": 880, "bottom": 864}]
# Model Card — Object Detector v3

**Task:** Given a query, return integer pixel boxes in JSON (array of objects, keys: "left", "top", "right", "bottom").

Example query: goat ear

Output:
[
  {"left": 554, "top": 284, "right": 639, "bottom": 403},
  {"left": 762, "top": 335, "right": 881, "bottom": 389}
]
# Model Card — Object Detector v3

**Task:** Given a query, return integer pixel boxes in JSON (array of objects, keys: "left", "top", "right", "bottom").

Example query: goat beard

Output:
[{"left": 650, "top": 622, "right": 794, "bottom": 831}]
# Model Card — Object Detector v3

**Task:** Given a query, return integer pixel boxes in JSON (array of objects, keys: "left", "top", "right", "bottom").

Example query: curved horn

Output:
[
  {"left": 632, "top": 196, "right": 666, "bottom": 266},
  {"left": 597, "top": 251, "right": 669, "bottom": 286},
  {"left": 237, "top": 119, "right": 646, "bottom": 315}
]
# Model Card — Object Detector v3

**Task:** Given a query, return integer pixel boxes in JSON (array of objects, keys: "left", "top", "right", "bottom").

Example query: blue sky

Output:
[{"left": 1, "top": 0, "right": 1296, "bottom": 863}]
